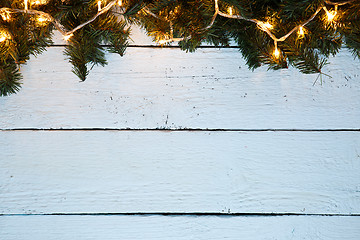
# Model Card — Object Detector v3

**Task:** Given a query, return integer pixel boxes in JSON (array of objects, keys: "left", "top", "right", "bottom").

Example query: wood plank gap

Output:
[
  {"left": 1, "top": 213, "right": 360, "bottom": 217},
  {"left": 49, "top": 44, "right": 240, "bottom": 48},
  {"left": 1, "top": 128, "right": 360, "bottom": 132}
]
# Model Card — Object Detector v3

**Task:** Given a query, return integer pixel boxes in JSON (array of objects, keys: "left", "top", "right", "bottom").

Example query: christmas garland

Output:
[{"left": 0, "top": 0, "right": 359, "bottom": 96}]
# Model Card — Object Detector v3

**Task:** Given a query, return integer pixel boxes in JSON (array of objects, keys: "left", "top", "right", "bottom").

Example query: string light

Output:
[
  {"left": 273, "top": 41, "right": 280, "bottom": 59},
  {"left": 0, "top": 31, "right": 10, "bottom": 42},
  {"left": 63, "top": 33, "right": 73, "bottom": 41},
  {"left": 258, "top": 21, "right": 273, "bottom": 31},
  {"left": 98, "top": 1, "right": 102, "bottom": 12},
  {"left": 298, "top": 26, "right": 305, "bottom": 37},
  {"left": 323, "top": 5, "right": 338, "bottom": 22},
  {"left": 274, "top": 48, "right": 280, "bottom": 58},
  {"left": 228, "top": 7, "right": 233, "bottom": 15},
  {"left": 0, "top": 10, "right": 10, "bottom": 21},
  {"left": 31, "top": 0, "right": 48, "bottom": 5},
  {"left": 0, "top": 0, "right": 355, "bottom": 59},
  {"left": 37, "top": 15, "right": 48, "bottom": 24},
  {"left": 263, "top": 22, "right": 273, "bottom": 30},
  {"left": 326, "top": 10, "right": 336, "bottom": 22}
]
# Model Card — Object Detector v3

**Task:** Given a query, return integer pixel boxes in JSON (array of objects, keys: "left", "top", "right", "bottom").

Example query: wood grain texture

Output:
[
  {"left": 1, "top": 215, "right": 360, "bottom": 240},
  {"left": 1, "top": 28, "right": 359, "bottom": 236},
  {"left": 0, "top": 47, "right": 359, "bottom": 129},
  {"left": 1, "top": 131, "right": 359, "bottom": 214}
]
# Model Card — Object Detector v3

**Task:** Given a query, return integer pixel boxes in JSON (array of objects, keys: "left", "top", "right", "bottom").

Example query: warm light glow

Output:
[
  {"left": 98, "top": 1, "right": 102, "bottom": 11},
  {"left": 326, "top": 10, "right": 337, "bottom": 22},
  {"left": 228, "top": 7, "right": 233, "bottom": 15},
  {"left": 63, "top": 33, "right": 73, "bottom": 41},
  {"left": 1, "top": 11, "right": 11, "bottom": 21},
  {"left": 37, "top": 16, "right": 48, "bottom": 23},
  {"left": 1, "top": 0, "right": 353, "bottom": 62},
  {"left": 298, "top": 26, "right": 305, "bottom": 37},
  {"left": 258, "top": 21, "right": 273, "bottom": 31},
  {"left": 0, "top": 32, "right": 10, "bottom": 42},
  {"left": 31, "top": 0, "right": 48, "bottom": 5},
  {"left": 264, "top": 22, "right": 273, "bottom": 29},
  {"left": 274, "top": 47, "right": 280, "bottom": 58}
]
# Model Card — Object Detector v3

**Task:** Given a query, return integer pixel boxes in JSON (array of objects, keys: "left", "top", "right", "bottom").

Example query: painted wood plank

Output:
[
  {"left": 1, "top": 215, "right": 360, "bottom": 240},
  {"left": 0, "top": 47, "right": 359, "bottom": 129},
  {"left": 1, "top": 131, "right": 359, "bottom": 214}
]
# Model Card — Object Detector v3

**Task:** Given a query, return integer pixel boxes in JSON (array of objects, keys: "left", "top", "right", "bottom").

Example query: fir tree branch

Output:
[
  {"left": 1, "top": 7, "right": 67, "bottom": 35},
  {"left": 65, "top": 0, "right": 118, "bottom": 37},
  {"left": 0, "top": 60, "right": 22, "bottom": 97}
]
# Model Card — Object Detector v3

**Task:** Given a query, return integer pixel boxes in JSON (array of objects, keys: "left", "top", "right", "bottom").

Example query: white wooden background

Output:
[{"left": 1, "top": 27, "right": 360, "bottom": 239}]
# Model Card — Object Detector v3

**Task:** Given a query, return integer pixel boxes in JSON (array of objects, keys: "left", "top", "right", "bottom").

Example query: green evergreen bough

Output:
[{"left": 0, "top": 0, "right": 359, "bottom": 96}]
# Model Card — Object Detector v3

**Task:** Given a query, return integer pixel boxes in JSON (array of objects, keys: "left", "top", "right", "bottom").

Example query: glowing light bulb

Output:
[
  {"left": 263, "top": 22, "right": 273, "bottom": 29},
  {"left": 326, "top": 10, "right": 336, "bottom": 22},
  {"left": 37, "top": 16, "right": 47, "bottom": 23},
  {"left": 24, "top": 0, "right": 28, "bottom": 10},
  {"left": 158, "top": 39, "right": 167, "bottom": 45},
  {"left": 258, "top": 21, "right": 273, "bottom": 31},
  {"left": 63, "top": 33, "right": 73, "bottom": 41},
  {"left": 228, "top": 7, "right": 233, "bottom": 15},
  {"left": 0, "top": 32, "right": 9, "bottom": 42},
  {"left": 1, "top": 11, "right": 11, "bottom": 21},
  {"left": 31, "top": 0, "right": 48, "bottom": 5},
  {"left": 118, "top": 0, "right": 122, "bottom": 6},
  {"left": 98, "top": 1, "right": 102, "bottom": 11},
  {"left": 298, "top": 26, "right": 305, "bottom": 37},
  {"left": 274, "top": 47, "right": 280, "bottom": 59}
]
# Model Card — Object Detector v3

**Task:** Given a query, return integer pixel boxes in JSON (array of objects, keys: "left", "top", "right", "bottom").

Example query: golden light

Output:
[
  {"left": 24, "top": 0, "right": 28, "bottom": 10},
  {"left": 228, "top": 7, "right": 233, "bottom": 15},
  {"left": 264, "top": 22, "right": 273, "bottom": 29},
  {"left": 31, "top": 0, "right": 49, "bottom": 5},
  {"left": 37, "top": 16, "right": 48, "bottom": 23},
  {"left": 158, "top": 39, "right": 167, "bottom": 45},
  {"left": 273, "top": 44, "right": 280, "bottom": 59},
  {"left": 98, "top": 0, "right": 102, "bottom": 11},
  {"left": 258, "top": 21, "right": 273, "bottom": 31},
  {"left": 0, "top": 31, "right": 10, "bottom": 42},
  {"left": 326, "top": 10, "right": 336, "bottom": 22},
  {"left": 298, "top": 26, "right": 305, "bottom": 37},
  {"left": 63, "top": 33, "right": 73, "bottom": 41},
  {"left": 118, "top": 0, "right": 122, "bottom": 6},
  {"left": 274, "top": 48, "right": 280, "bottom": 58},
  {"left": 1, "top": 11, "right": 11, "bottom": 21}
]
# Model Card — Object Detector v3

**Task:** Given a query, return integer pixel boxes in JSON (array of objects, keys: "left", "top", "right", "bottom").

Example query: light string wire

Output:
[
  {"left": 147, "top": 0, "right": 356, "bottom": 57},
  {"left": 0, "top": 0, "right": 356, "bottom": 47},
  {"left": 0, "top": 0, "right": 119, "bottom": 40}
]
